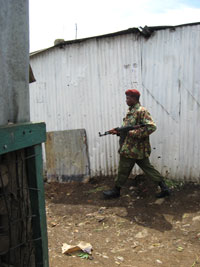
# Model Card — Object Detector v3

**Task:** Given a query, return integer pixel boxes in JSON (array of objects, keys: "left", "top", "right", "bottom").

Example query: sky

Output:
[{"left": 29, "top": 0, "right": 200, "bottom": 52}]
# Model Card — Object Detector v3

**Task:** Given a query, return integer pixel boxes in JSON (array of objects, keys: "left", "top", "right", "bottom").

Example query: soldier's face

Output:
[{"left": 126, "top": 96, "right": 137, "bottom": 106}]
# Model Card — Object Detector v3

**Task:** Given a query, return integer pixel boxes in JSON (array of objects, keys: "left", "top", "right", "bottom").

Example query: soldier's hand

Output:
[{"left": 128, "top": 130, "right": 136, "bottom": 136}]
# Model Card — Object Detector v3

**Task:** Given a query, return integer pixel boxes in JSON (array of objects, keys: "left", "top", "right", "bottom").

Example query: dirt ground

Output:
[{"left": 44, "top": 175, "right": 200, "bottom": 267}]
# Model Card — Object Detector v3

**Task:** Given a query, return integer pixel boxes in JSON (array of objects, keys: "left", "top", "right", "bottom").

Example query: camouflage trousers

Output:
[{"left": 115, "top": 155, "right": 164, "bottom": 188}]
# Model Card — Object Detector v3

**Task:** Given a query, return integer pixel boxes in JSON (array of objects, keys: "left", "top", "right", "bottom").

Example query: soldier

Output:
[{"left": 103, "top": 89, "right": 171, "bottom": 199}]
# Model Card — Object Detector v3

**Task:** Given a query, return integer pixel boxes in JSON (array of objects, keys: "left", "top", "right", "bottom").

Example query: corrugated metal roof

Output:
[{"left": 30, "top": 22, "right": 200, "bottom": 57}]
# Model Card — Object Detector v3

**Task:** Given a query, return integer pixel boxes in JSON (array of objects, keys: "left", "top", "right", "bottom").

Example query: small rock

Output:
[
  {"left": 131, "top": 242, "right": 139, "bottom": 248},
  {"left": 192, "top": 216, "right": 200, "bottom": 222},
  {"left": 154, "top": 198, "right": 165, "bottom": 205},
  {"left": 135, "top": 229, "right": 148, "bottom": 239},
  {"left": 86, "top": 213, "right": 95, "bottom": 218},
  {"left": 116, "top": 256, "right": 124, "bottom": 262},
  {"left": 102, "top": 255, "right": 109, "bottom": 259},
  {"left": 138, "top": 250, "right": 146, "bottom": 253},
  {"left": 182, "top": 224, "right": 190, "bottom": 227},
  {"left": 51, "top": 222, "right": 57, "bottom": 227},
  {"left": 97, "top": 216, "right": 105, "bottom": 222},
  {"left": 156, "top": 259, "right": 162, "bottom": 264},
  {"left": 78, "top": 222, "right": 85, "bottom": 226},
  {"left": 98, "top": 207, "right": 106, "bottom": 213}
]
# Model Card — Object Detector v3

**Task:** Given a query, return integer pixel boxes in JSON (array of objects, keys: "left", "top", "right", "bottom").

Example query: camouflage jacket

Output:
[{"left": 119, "top": 103, "right": 156, "bottom": 159}]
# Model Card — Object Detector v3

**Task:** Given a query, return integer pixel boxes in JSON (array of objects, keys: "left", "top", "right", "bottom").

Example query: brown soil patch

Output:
[{"left": 45, "top": 176, "right": 200, "bottom": 267}]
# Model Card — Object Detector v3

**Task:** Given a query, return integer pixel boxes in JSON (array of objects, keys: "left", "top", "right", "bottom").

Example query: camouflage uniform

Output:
[{"left": 115, "top": 103, "right": 164, "bottom": 188}]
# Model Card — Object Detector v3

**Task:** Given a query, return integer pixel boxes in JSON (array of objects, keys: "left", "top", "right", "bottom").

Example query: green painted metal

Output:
[
  {"left": 0, "top": 122, "right": 49, "bottom": 266},
  {"left": 0, "top": 122, "right": 46, "bottom": 155},
  {"left": 26, "top": 145, "right": 49, "bottom": 267}
]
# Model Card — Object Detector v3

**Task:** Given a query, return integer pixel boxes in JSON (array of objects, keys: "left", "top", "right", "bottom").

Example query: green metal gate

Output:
[{"left": 0, "top": 122, "right": 49, "bottom": 267}]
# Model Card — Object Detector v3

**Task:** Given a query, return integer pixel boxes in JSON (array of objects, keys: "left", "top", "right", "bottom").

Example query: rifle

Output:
[
  {"left": 98, "top": 124, "right": 146, "bottom": 137},
  {"left": 99, "top": 124, "right": 146, "bottom": 147}
]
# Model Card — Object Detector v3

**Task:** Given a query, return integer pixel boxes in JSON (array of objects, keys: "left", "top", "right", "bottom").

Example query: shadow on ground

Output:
[{"left": 45, "top": 175, "right": 200, "bottom": 233}]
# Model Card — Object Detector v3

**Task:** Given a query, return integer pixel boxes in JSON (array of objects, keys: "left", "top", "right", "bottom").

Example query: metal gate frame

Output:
[{"left": 0, "top": 122, "right": 48, "bottom": 267}]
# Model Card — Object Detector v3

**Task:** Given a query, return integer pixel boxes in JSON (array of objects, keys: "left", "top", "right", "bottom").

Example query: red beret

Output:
[{"left": 125, "top": 89, "right": 140, "bottom": 97}]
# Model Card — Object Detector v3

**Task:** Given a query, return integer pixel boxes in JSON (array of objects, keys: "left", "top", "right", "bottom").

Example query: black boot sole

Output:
[
  {"left": 103, "top": 192, "right": 120, "bottom": 199},
  {"left": 156, "top": 190, "right": 171, "bottom": 198}
]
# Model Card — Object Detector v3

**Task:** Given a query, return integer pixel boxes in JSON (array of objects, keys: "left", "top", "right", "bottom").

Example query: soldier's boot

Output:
[
  {"left": 103, "top": 186, "right": 121, "bottom": 199},
  {"left": 156, "top": 181, "right": 171, "bottom": 198}
]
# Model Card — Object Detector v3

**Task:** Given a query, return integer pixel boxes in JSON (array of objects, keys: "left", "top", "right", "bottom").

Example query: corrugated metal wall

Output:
[{"left": 30, "top": 24, "right": 200, "bottom": 182}]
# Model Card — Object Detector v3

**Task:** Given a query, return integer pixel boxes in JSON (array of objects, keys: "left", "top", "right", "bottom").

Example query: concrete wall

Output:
[
  {"left": 0, "top": 0, "right": 30, "bottom": 125},
  {"left": 45, "top": 129, "right": 90, "bottom": 182}
]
